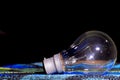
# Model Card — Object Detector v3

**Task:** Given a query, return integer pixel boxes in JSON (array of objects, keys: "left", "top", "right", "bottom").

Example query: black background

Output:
[{"left": 0, "top": 6, "right": 120, "bottom": 66}]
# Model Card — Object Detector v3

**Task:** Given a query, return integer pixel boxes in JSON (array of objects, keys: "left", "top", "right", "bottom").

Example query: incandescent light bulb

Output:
[{"left": 43, "top": 30, "right": 117, "bottom": 75}]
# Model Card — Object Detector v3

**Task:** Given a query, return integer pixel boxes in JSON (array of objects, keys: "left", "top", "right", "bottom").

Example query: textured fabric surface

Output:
[{"left": 0, "top": 62, "right": 120, "bottom": 80}]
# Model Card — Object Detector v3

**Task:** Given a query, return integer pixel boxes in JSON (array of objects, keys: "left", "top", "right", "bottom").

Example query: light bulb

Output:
[{"left": 43, "top": 30, "right": 117, "bottom": 75}]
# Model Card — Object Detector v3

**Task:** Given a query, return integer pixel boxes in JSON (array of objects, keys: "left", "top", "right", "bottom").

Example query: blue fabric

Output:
[
  {"left": 2, "top": 62, "right": 43, "bottom": 69},
  {"left": 0, "top": 63, "right": 120, "bottom": 80}
]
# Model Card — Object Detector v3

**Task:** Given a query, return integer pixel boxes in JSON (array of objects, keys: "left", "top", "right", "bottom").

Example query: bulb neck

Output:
[{"left": 43, "top": 53, "right": 64, "bottom": 74}]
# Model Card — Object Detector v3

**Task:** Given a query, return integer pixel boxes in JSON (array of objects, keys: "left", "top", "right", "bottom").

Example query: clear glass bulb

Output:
[{"left": 43, "top": 30, "right": 117, "bottom": 75}]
